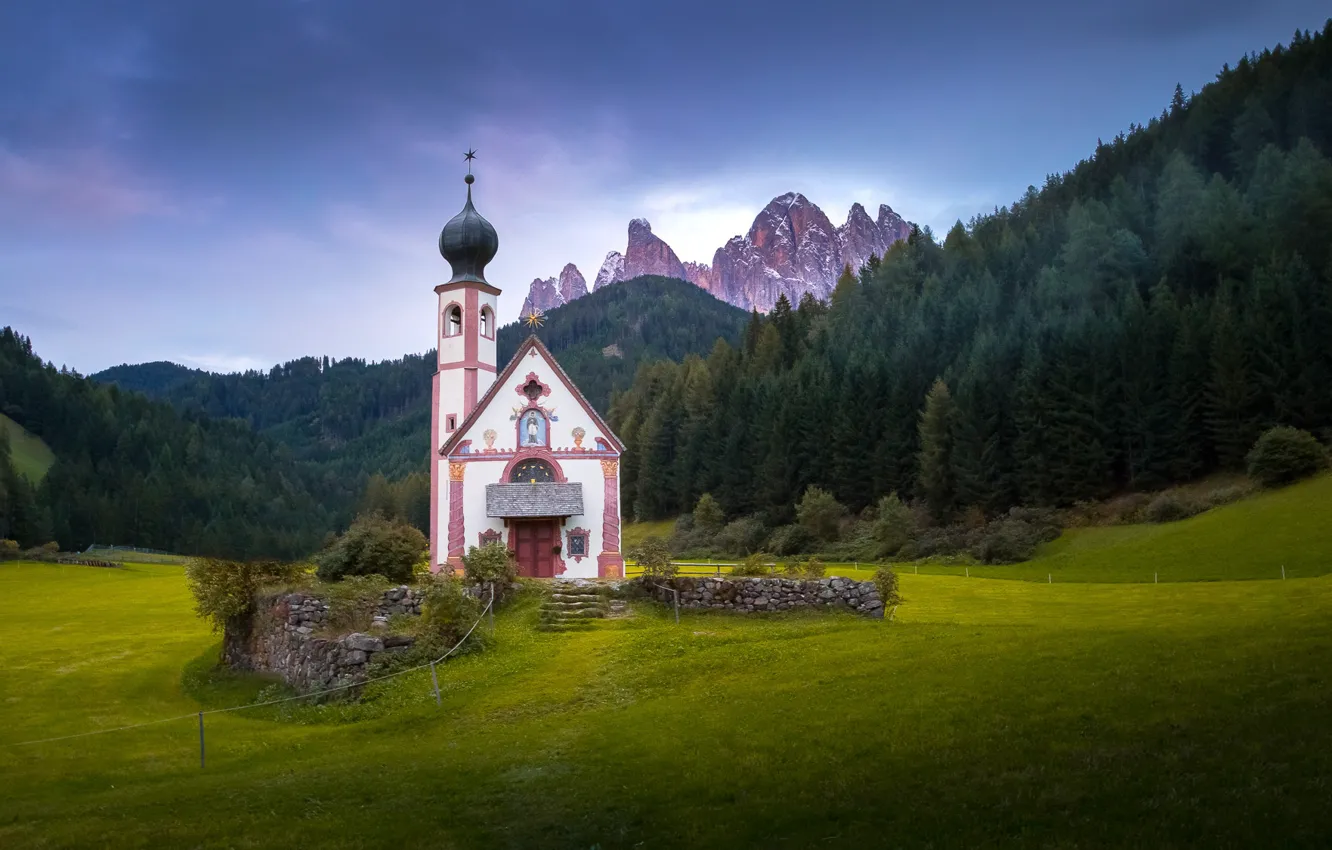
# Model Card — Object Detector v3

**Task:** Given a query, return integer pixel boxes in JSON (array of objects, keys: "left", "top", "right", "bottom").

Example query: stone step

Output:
[
  {"left": 550, "top": 592, "right": 604, "bottom": 602},
  {"left": 535, "top": 621, "right": 599, "bottom": 633},
  {"left": 550, "top": 584, "right": 602, "bottom": 595},
  {"left": 539, "top": 609, "right": 606, "bottom": 621},
  {"left": 544, "top": 598, "right": 607, "bottom": 607}
]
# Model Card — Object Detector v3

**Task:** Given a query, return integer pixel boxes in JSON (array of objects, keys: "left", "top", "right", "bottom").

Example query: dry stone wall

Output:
[
  {"left": 640, "top": 575, "right": 885, "bottom": 618},
  {"left": 223, "top": 587, "right": 422, "bottom": 694}
]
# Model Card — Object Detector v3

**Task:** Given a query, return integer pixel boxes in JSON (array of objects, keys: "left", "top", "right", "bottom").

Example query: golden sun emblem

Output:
[{"left": 524, "top": 308, "right": 545, "bottom": 329}]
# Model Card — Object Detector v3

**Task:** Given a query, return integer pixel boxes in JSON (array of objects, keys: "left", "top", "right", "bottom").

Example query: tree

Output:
[
  {"left": 916, "top": 379, "right": 957, "bottom": 522},
  {"left": 795, "top": 486, "right": 844, "bottom": 542},
  {"left": 872, "top": 493, "right": 916, "bottom": 556},
  {"left": 1246, "top": 426, "right": 1327, "bottom": 487},
  {"left": 692, "top": 492, "right": 724, "bottom": 532}
]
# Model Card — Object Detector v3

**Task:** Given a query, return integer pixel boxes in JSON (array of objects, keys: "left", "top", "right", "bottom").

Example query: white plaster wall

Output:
[{"left": 458, "top": 347, "right": 612, "bottom": 453}]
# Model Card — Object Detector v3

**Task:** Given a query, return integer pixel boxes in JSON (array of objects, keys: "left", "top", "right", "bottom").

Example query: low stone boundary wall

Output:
[
  {"left": 222, "top": 582, "right": 509, "bottom": 694},
  {"left": 639, "top": 575, "right": 885, "bottom": 618}
]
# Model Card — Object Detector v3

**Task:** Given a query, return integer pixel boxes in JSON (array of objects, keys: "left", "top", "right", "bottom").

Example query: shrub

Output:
[
  {"left": 372, "top": 575, "right": 487, "bottom": 674},
  {"left": 629, "top": 536, "right": 676, "bottom": 580},
  {"left": 872, "top": 493, "right": 916, "bottom": 556},
  {"left": 1246, "top": 426, "right": 1327, "bottom": 487},
  {"left": 873, "top": 566, "right": 901, "bottom": 606},
  {"left": 0, "top": 539, "right": 21, "bottom": 560},
  {"left": 768, "top": 523, "right": 815, "bottom": 556},
  {"left": 314, "top": 513, "right": 427, "bottom": 583},
  {"left": 796, "top": 487, "right": 845, "bottom": 541},
  {"left": 802, "top": 558, "right": 826, "bottom": 579},
  {"left": 780, "top": 560, "right": 802, "bottom": 576},
  {"left": 185, "top": 557, "right": 305, "bottom": 632},
  {"left": 1144, "top": 489, "right": 1204, "bottom": 523},
  {"left": 692, "top": 493, "right": 725, "bottom": 532},
  {"left": 1201, "top": 483, "right": 1253, "bottom": 509},
  {"left": 22, "top": 541, "right": 60, "bottom": 561},
  {"left": 731, "top": 553, "right": 773, "bottom": 577},
  {"left": 714, "top": 516, "right": 768, "bottom": 557},
  {"left": 462, "top": 542, "right": 517, "bottom": 585},
  {"left": 969, "top": 519, "right": 1040, "bottom": 564},
  {"left": 418, "top": 575, "right": 484, "bottom": 645}
]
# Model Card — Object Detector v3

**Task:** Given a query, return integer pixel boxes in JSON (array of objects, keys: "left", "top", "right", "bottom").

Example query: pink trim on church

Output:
[
  {"left": 499, "top": 449, "right": 567, "bottom": 483},
  {"left": 599, "top": 472, "right": 623, "bottom": 578},
  {"left": 464, "top": 368, "right": 478, "bottom": 416},
  {"left": 463, "top": 288, "right": 479, "bottom": 363},
  {"left": 447, "top": 477, "right": 465, "bottom": 571},
  {"left": 429, "top": 372, "right": 441, "bottom": 571}
]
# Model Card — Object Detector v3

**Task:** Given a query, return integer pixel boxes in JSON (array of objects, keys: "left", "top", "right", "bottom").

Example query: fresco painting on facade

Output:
[{"left": 429, "top": 163, "right": 625, "bottom": 579}]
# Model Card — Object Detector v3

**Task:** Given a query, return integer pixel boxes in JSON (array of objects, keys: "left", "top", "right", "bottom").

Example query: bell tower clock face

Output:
[{"left": 511, "top": 459, "right": 555, "bottom": 483}]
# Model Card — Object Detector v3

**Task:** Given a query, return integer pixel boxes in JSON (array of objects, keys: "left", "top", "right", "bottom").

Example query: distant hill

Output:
[
  {"left": 0, "top": 327, "right": 340, "bottom": 556},
  {"left": 92, "top": 361, "right": 208, "bottom": 396},
  {"left": 93, "top": 275, "right": 748, "bottom": 481}
]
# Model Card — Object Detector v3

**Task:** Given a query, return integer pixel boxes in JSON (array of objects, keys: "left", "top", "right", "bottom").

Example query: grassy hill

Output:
[
  {"left": 0, "top": 412, "right": 54, "bottom": 483},
  {"left": 3, "top": 490, "right": 1331, "bottom": 847}
]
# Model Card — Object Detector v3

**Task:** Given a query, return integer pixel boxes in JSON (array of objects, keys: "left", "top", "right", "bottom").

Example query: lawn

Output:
[
  {"left": 0, "top": 412, "right": 55, "bottom": 483},
  {"left": 2, "top": 555, "right": 1330, "bottom": 848}
]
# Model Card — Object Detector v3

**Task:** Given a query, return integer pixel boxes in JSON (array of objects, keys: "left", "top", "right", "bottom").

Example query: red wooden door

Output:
[{"left": 515, "top": 521, "right": 554, "bottom": 577}]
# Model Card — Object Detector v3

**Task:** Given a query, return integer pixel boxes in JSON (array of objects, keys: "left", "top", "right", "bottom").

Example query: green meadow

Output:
[
  {"left": 3, "top": 480, "right": 1332, "bottom": 848},
  {"left": 0, "top": 412, "right": 55, "bottom": 483}
]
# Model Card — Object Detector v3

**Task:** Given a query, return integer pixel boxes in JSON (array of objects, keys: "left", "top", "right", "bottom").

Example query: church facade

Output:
[{"left": 429, "top": 170, "right": 625, "bottom": 579}]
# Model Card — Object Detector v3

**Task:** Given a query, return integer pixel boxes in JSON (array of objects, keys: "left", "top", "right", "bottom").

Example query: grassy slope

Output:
[
  {"left": 0, "top": 412, "right": 55, "bottom": 483},
  {"left": 2, "top": 560, "right": 1331, "bottom": 848}
]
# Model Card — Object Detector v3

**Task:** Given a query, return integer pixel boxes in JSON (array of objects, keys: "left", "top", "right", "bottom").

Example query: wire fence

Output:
[{"left": 8, "top": 585, "right": 496, "bottom": 762}]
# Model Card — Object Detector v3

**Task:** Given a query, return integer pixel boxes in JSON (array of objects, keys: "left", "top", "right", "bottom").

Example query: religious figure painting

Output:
[{"left": 522, "top": 411, "right": 548, "bottom": 446}]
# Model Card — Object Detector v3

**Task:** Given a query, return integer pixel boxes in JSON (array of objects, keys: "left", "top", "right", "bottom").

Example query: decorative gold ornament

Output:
[
  {"left": 449, "top": 462, "right": 466, "bottom": 481},
  {"left": 572, "top": 426, "right": 586, "bottom": 448},
  {"left": 524, "top": 309, "right": 545, "bottom": 329},
  {"left": 600, "top": 459, "right": 618, "bottom": 478}
]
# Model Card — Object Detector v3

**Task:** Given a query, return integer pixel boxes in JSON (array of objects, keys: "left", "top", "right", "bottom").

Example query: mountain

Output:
[
  {"left": 517, "top": 194, "right": 915, "bottom": 320},
  {"left": 519, "top": 263, "right": 588, "bottom": 317},
  {"left": 94, "top": 276, "right": 748, "bottom": 484}
]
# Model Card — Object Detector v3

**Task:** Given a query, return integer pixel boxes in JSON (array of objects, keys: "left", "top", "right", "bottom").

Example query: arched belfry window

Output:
[
  {"left": 480, "top": 307, "right": 492, "bottom": 339},
  {"left": 511, "top": 458, "right": 555, "bottom": 483},
  {"left": 446, "top": 305, "right": 462, "bottom": 337}
]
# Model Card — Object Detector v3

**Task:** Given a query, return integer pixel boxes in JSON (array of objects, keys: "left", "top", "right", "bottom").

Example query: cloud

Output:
[
  {"left": 177, "top": 353, "right": 273, "bottom": 374},
  {"left": 0, "top": 146, "right": 174, "bottom": 222}
]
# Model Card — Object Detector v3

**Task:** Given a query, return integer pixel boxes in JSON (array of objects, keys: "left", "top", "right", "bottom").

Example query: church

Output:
[{"left": 429, "top": 166, "right": 625, "bottom": 579}]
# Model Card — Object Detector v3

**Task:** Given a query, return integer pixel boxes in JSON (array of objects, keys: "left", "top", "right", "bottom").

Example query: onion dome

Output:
[{"left": 439, "top": 172, "right": 498, "bottom": 284}]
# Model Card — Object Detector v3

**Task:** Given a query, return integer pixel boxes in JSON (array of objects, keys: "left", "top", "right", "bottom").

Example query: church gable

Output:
[{"left": 442, "top": 336, "right": 623, "bottom": 459}]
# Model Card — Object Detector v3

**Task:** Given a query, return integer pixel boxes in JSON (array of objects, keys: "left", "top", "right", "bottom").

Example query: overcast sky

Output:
[{"left": 2, "top": 0, "right": 1328, "bottom": 374}]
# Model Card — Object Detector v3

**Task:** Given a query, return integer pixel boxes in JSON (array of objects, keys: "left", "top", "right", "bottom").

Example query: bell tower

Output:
[{"left": 431, "top": 156, "right": 500, "bottom": 570}]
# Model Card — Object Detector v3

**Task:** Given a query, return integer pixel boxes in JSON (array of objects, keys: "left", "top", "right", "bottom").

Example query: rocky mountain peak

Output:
[{"left": 515, "top": 193, "right": 915, "bottom": 319}]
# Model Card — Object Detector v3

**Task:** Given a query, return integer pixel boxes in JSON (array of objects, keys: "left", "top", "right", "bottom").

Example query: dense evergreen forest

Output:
[
  {"left": 95, "top": 276, "right": 748, "bottom": 483},
  {"left": 610, "top": 24, "right": 1332, "bottom": 527},
  {"left": 0, "top": 328, "right": 341, "bottom": 556}
]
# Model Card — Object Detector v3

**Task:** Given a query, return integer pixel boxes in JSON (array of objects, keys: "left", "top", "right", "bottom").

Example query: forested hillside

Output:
[
  {"left": 611, "top": 24, "right": 1332, "bottom": 526},
  {"left": 94, "top": 276, "right": 747, "bottom": 482},
  {"left": 0, "top": 328, "right": 343, "bottom": 556}
]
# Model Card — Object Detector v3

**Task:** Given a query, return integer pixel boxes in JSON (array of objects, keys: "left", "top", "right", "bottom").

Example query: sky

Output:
[{"left": 2, "top": 0, "right": 1328, "bottom": 375}]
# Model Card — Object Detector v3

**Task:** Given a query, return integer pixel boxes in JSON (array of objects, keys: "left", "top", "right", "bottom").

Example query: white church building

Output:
[{"left": 429, "top": 168, "right": 625, "bottom": 579}]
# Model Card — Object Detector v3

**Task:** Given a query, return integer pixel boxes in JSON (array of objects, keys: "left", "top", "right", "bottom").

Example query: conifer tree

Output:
[{"left": 916, "top": 378, "right": 957, "bottom": 522}]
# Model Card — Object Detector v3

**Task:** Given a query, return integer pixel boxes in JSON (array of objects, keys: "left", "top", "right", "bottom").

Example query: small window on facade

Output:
[
  {"left": 480, "top": 307, "right": 492, "bottom": 338},
  {"left": 446, "top": 306, "right": 462, "bottom": 337},
  {"left": 447, "top": 414, "right": 456, "bottom": 431},
  {"left": 565, "top": 527, "right": 590, "bottom": 561}
]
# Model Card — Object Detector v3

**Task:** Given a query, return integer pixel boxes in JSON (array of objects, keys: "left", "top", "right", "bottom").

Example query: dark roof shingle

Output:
[{"left": 485, "top": 482, "right": 584, "bottom": 518}]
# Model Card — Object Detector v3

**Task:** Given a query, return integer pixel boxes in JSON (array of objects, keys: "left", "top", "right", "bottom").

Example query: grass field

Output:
[
  {"left": 0, "top": 412, "right": 55, "bottom": 483},
  {"left": 2, "top": 546, "right": 1331, "bottom": 848}
]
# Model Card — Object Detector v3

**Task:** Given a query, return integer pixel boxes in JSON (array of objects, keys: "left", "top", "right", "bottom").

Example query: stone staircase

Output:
[{"left": 537, "top": 583, "right": 611, "bottom": 632}]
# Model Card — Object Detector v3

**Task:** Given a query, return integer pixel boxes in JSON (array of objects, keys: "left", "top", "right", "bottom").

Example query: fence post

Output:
[
  {"left": 673, "top": 588, "right": 680, "bottom": 625},
  {"left": 488, "top": 582, "right": 496, "bottom": 633},
  {"left": 1282, "top": 565, "right": 1286, "bottom": 580},
  {"left": 430, "top": 662, "right": 442, "bottom": 707},
  {"left": 198, "top": 712, "right": 205, "bottom": 769}
]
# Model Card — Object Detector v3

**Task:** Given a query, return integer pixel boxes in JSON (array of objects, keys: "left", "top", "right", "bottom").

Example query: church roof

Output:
[
  {"left": 439, "top": 334, "right": 626, "bottom": 456},
  {"left": 485, "top": 482, "right": 584, "bottom": 518}
]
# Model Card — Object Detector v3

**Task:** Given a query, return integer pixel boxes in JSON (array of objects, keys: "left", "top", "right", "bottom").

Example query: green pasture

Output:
[
  {"left": 0, "top": 412, "right": 55, "bottom": 483},
  {"left": 3, "top": 551, "right": 1331, "bottom": 848}
]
